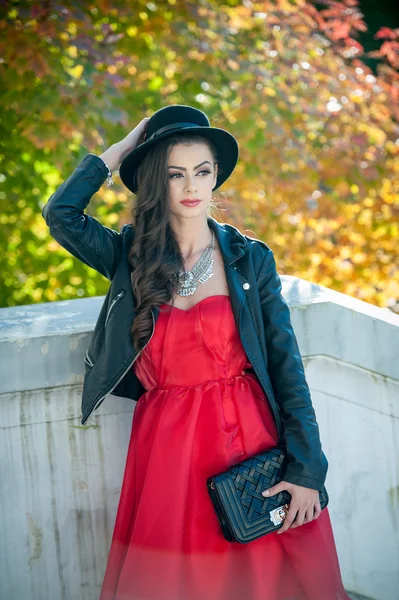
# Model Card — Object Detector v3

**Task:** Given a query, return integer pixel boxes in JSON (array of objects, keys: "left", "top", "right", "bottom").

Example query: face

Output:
[{"left": 167, "top": 142, "right": 218, "bottom": 216}]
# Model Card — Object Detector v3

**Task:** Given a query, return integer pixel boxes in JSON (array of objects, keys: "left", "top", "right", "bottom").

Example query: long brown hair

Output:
[{"left": 128, "top": 132, "right": 224, "bottom": 353}]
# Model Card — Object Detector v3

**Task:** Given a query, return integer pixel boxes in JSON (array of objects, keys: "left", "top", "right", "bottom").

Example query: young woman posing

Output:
[{"left": 43, "top": 104, "right": 350, "bottom": 600}]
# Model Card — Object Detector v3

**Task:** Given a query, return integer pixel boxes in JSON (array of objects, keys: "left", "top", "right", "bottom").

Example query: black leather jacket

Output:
[{"left": 42, "top": 153, "right": 328, "bottom": 492}]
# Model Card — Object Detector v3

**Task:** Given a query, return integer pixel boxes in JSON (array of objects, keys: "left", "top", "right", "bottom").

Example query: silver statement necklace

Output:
[{"left": 171, "top": 230, "right": 216, "bottom": 297}]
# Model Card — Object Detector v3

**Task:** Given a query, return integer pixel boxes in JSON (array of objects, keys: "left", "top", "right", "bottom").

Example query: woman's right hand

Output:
[
  {"left": 118, "top": 117, "right": 151, "bottom": 155},
  {"left": 100, "top": 117, "right": 151, "bottom": 171}
]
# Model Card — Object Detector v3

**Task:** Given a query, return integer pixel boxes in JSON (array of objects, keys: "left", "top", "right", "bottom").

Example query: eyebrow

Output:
[{"left": 168, "top": 161, "right": 211, "bottom": 171}]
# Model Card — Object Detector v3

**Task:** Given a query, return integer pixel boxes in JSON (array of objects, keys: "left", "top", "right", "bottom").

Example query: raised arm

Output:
[{"left": 41, "top": 118, "right": 150, "bottom": 280}]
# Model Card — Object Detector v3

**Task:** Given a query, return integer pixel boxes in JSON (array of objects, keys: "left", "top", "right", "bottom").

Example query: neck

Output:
[{"left": 169, "top": 215, "right": 214, "bottom": 261}]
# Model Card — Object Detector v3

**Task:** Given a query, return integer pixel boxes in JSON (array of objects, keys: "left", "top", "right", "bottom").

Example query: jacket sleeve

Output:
[
  {"left": 41, "top": 153, "right": 125, "bottom": 281},
  {"left": 257, "top": 245, "right": 328, "bottom": 491}
]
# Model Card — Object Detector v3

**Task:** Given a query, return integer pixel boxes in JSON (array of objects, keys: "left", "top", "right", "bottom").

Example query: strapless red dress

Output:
[{"left": 99, "top": 294, "right": 349, "bottom": 600}]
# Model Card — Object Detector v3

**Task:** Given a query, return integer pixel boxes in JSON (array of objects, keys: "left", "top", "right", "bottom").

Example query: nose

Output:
[{"left": 184, "top": 174, "right": 197, "bottom": 193}]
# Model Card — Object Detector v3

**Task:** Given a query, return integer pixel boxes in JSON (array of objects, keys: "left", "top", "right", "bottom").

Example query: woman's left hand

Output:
[{"left": 262, "top": 480, "right": 321, "bottom": 534}]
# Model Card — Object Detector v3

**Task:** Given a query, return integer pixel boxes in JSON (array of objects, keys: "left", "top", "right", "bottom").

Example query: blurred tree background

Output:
[{"left": 0, "top": 0, "right": 398, "bottom": 309}]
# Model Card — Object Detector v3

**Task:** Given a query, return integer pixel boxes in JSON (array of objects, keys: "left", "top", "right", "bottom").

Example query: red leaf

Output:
[{"left": 375, "top": 27, "right": 399, "bottom": 41}]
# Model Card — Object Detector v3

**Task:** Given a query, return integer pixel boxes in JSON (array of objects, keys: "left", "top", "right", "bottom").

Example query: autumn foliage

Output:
[{"left": 0, "top": 0, "right": 398, "bottom": 308}]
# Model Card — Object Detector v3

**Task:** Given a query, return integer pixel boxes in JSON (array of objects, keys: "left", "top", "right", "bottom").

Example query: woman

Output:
[{"left": 42, "top": 105, "right": 350, "bottom": 600}]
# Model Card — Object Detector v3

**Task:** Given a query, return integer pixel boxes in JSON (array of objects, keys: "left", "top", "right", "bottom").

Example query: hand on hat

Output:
[
  {"left": 119, "top": 117, "right": 151, "bottom": 155},
  {"left": 99, "top": 117, "right": 151, "bottom": 171}
]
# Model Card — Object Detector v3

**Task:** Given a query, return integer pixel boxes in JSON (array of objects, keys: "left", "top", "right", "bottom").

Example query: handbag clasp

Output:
[{"left": 269, "top": 504, "right": 290, "bottom": 526}]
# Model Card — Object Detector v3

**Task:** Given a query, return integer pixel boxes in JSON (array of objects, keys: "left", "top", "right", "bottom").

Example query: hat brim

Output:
[{"left": 119, "top": 127, "right": 239, "bottom": 194}]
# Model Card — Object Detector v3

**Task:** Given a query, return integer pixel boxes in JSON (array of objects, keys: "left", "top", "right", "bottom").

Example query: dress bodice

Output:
[{"left": 133, "top": 295, "right": 253, "bottom": 391}]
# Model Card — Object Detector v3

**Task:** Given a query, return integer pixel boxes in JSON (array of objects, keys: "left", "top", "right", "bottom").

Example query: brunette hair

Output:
[{"left": 128, "top": 132, "right": 224, "bottom": 353}]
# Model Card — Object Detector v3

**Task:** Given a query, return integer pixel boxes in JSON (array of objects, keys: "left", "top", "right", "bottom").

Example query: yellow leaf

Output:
[
  {"left": 67, "top": 64, "right": 84, "bottom": 79},
  {"left": 67, "top": 46, "right": 78, "bottom": 58}
]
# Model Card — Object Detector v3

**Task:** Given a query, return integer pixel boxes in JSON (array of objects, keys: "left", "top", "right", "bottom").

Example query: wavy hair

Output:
[{"left": 127, "top": 132, "right": 224, "bottom": 353}]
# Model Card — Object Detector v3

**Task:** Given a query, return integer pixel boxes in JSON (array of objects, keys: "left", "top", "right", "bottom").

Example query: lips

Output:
[{"left": 180, "top": 199, "right": 201, "bottom": 206}]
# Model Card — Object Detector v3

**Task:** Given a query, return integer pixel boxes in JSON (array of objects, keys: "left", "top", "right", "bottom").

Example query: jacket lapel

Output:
[{"left": 207, "top": 216, "right": 248, "bottom": 265}]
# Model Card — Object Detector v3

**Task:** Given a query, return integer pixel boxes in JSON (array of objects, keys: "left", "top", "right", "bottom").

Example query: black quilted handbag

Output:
[{"left": 206, "top": 446, "right": 329, "bottom": 543}]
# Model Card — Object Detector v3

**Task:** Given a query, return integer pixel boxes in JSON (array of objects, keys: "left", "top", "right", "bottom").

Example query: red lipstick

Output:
[{"left": 180, "top": 199, "right": 201, "bottom": 207}]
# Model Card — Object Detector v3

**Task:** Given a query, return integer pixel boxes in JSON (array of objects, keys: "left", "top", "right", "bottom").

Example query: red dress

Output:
[{"left": 99, "top": 294, "right": 349, "bottom": 600}]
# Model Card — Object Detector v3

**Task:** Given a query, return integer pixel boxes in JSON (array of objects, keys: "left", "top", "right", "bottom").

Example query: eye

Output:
[{"left": 169, "top": 169, "right": 211, "bottom": 179}]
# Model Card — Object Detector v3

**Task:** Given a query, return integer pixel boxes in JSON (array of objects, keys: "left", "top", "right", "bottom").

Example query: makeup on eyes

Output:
[{"left": 169, "top": 169, "right": 210, "bottom": 179}]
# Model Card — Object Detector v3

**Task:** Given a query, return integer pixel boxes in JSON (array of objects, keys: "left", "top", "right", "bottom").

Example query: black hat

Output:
[{"left": 119, "top": 104, "right": 239, "bottom": 194}]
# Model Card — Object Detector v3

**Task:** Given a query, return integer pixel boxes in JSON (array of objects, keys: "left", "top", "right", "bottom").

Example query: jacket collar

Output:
[
  {"left": 207, "top": 216, "right": 248, "bottom": 265},
  {"left": 126, "top": 216, "right": 249, "bottom": 266}
]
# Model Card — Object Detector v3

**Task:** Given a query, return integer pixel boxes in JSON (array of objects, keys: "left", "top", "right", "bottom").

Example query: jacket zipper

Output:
[
  {"left": 104, "top": 289, "right": 126, "bottom": 328},
  {"left": 85, "top": 289, "right": 126, "bottom": 367},
  {"left": 83, "top": 308, "right": 156, "bottom": 423},
  {"left": 84, "top": 349, "right": 94, "bottom": 367}
]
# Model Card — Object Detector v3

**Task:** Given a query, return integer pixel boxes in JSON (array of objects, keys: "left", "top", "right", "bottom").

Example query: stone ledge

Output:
[{"left": 1, "top": 276, "right": 398, "bottom": 395}]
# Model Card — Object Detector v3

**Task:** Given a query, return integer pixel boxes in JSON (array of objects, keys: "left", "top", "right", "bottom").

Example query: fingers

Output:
[
  {"left": 308, "top": 498, "right": 322, "bottom": 523},
  {"left": 262, "top": 482, "right": 323, "bottom": 534},
  {"left": 141, "top": 117, "right": 150, "bottom": 131},
  {"left": 289, "top": 507, "right": 311, "bottom": 529},
  {"left": 292, "top": 508, "right": 307, "bottom": 528},
  {"left": 262, "top": 482, "right": 284, "bottom": 498},
  {"left": 313, "top": 502, "right": 322, "bottom": 520},
  {"left": 277, "top": 504, "right": 298, "bottom": 534},
  {"left": 279, "top": 503, "right": 322, "bottom": 533}
]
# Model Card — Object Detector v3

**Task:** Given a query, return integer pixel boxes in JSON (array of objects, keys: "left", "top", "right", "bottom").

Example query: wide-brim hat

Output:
[{"left": 119, "top": 104, "right": 239, "bottom": 194}]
